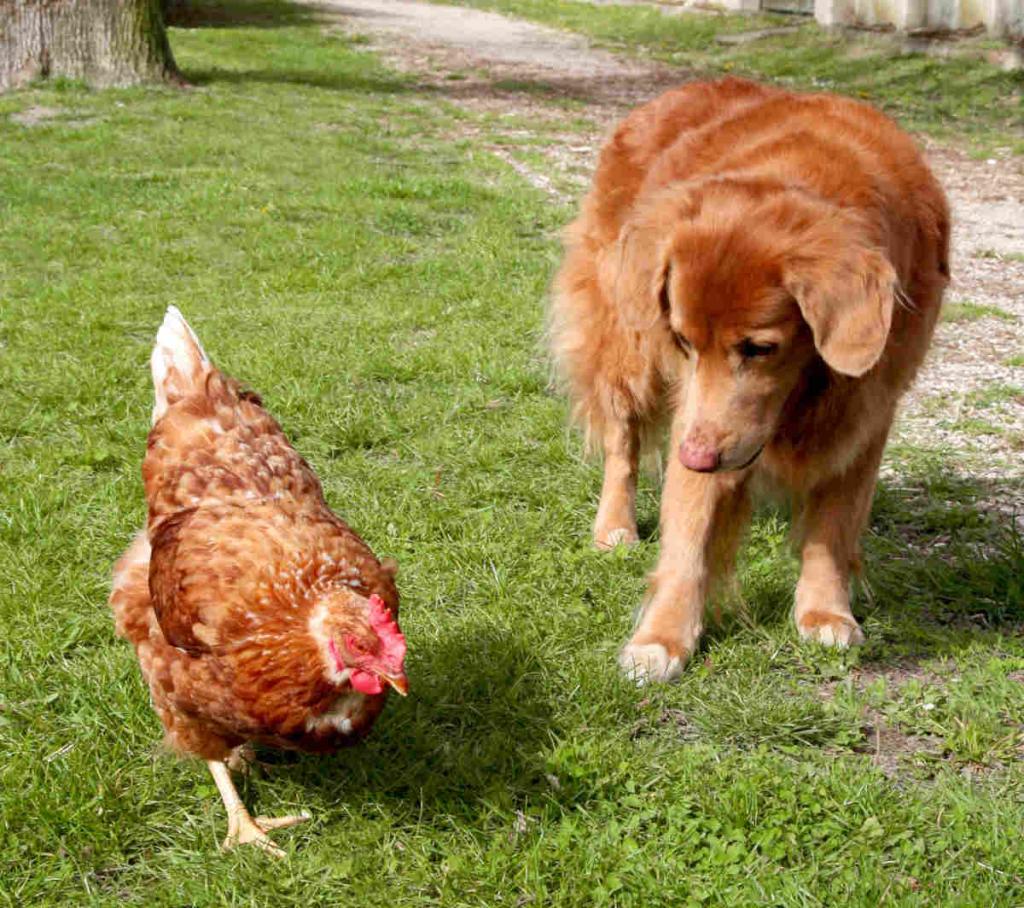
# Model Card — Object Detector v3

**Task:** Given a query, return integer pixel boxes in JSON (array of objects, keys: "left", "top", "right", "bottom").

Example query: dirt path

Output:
[
  {"left": 324, "top": 0, "right": 642, "bottom": 75},
  {"left": 315, "top": 0, "right": 1023, "bottom": 499}
]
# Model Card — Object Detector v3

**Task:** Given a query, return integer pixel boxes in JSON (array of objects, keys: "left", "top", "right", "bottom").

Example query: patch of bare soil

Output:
[
  {"left": 856, "top": 715, "right": 945, "bottom": 778},
  {"left": 310, "top": 0, "right": 1024, "bottom": 502},
  {"left": 817, "top": 660, "right": 953, "bottom": 704},
  {"left": 10, "top": 106, "right": 63, "bottom": 126},
  {"left": 893, "top": 142, "right": 1024, "bottom": 487},
  {"left": 819, "top": 663, "right": 951, "bottom": 778},
  {"left": 9, "top": 105, "right": 98, "bottom": 129},
  {"left": 641, "top": 691, "right": 949, "bottom": 778}
]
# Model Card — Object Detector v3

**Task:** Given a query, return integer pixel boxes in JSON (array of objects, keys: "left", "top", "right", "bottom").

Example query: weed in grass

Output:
[
  {"left": 975, "top": 249, "right": 1024, "bottom": 263},
  {"left": 941, "top": 300, "right": 1017, "bottom": 323},
  {"left": 966, "top": 384, "right": 1024, "bottom": 409}
]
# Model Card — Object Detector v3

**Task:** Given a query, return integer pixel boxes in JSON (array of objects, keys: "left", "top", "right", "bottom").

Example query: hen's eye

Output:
[
  {"left": 344, "top": 634, "right": 369, "bottom": 655},
  {"left": 738, "top": 339, "right": 778, "bottom": 358}
]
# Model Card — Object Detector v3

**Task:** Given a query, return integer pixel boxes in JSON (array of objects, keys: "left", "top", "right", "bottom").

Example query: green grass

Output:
[
  {"left": 941, "top": 300, "right": 1017, "bottom": 323},
  {"left": 966, "top": 384, "right": 1024, "bottom": 409},
  {"left": 975, "top": 249, "right": 1024, "bottom": 263},
  {"left": 941, "top": 386, "right": 1024, "bottom": 444},
  {"left": 1, "top": 3, "right": 1023, "bottom": 905},
  {"left": 439, "top": 0, "right": 1024, "bottom": 153}
]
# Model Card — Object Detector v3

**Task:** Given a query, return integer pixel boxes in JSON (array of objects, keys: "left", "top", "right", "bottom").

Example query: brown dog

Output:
[{"left": 551, "top": 77, "right": 949, "bottom": 681}]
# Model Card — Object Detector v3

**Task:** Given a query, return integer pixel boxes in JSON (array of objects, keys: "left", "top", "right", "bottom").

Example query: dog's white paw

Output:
[
  {"left": 619, "top": 642, "right": 683, "bottom": 685},
  {"left": 594, "top": 525, "right": 639, "bottom": 550},
  {"left": 797, "top": 611, "right": 866, "bottom": 648}
]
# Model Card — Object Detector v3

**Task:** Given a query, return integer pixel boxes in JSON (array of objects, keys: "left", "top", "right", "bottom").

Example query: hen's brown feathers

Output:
[
  {"left": 112, "top": 318, "right": 399, "bottom": 761},
  {"left": 145, "top": 371, "right": 325, "bottom": 523}
]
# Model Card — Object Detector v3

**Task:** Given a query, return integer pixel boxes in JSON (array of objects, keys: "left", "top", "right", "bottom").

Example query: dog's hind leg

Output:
[
  {"left": 593, "top": 415, "right": 641, "bottom": 549},
  {"left": 793, "top": 433, "right": 887, "bottom": 647}
]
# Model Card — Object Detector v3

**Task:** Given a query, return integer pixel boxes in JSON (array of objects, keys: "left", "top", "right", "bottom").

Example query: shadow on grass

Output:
[
  {"left": 636, "top": 513, "right": 659, "bottom": 543},
  {"left": 260, "top": 629, "right": 559, "bottom": 815},
  {"left": 865, "top": 473, "right": 1023, "bottom": 637},
  {"left": 421, "top": 69, "right": 701, "bottom": 112},
  {"left": 704, "top": 469, "right": 1023, "bottom": 660},
  {"left": 171, "top": 0, "right": 411, "bottom": 94},
  {"left": 168, "top": 0, "right": 684, "bottom": 104},
  {"left": 166, "top": 0, "right": 317, "bottom": 29},
  {"left": 185, "top": 65, "right": 408, "bottom": 94}
]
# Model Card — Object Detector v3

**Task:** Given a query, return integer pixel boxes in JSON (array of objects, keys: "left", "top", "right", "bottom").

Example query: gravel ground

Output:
[{"left": 313, "top": 0, "right": 1024, "bottom": 507}]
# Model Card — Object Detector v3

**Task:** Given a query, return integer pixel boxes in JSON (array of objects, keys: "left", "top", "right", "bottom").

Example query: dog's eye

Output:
[
  {"left": 738, "top": 339, "right": 778, "bottom": 358},
  {"left": 672, "top": 332, "right": 691, "bottom": 355},
  {"left": 659, "top": 280, "right": 671, "bottom": 316}
]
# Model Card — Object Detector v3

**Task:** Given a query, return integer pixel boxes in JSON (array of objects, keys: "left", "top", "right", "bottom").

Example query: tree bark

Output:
[{"left": 0, "top": 0, "right": 179, "bottom": 92}]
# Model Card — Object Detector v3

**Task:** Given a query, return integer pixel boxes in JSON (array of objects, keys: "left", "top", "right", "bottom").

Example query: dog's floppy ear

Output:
[
  {"left": 599, "top": 186, "right": 701, "bottom": 331},
  {"left": 784, "top": 246, "right": 897, "bottom": 377},
  {"left": 598, "top": 221, "right": 672, "bottom": 331}
]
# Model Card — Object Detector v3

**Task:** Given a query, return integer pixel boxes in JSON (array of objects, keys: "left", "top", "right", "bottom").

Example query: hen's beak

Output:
[{"left": 384, "top": 674, "right": 408, "bottom": 696}]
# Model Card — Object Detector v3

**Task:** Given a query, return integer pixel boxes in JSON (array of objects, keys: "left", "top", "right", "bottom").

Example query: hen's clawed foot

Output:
[
  {"left": 208, "top": 757, "right": 309, "bottom": 859},
  {"left": 223, "top": 807, "right": 310, "bottom": 858}
]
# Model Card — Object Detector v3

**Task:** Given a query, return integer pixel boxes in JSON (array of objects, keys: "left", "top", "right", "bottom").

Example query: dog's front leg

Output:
[
  {"left": 793, "top": 434, "right": 887, "bottom": 647},
  {"left": 619, "top": 445, "right": 750, "bottom": 682}
]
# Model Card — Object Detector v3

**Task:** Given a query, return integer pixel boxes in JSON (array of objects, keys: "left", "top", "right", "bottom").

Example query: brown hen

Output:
[{"left": 110, "top": 307, "right": 407, "bottom": 856}]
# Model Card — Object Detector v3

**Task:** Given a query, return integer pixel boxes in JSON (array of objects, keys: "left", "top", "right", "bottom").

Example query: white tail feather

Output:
[{"left": 151, "top": 306, "right": 211, "bottom": 424}]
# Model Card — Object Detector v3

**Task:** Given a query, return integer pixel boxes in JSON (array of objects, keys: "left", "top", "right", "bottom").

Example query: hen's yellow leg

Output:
[{"left": 206, "top": 759, "right": 309, "bottom": 858}]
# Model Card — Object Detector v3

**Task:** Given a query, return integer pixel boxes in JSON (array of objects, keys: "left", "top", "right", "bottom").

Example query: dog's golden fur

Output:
[{"left": 551, "top": 78, "right": 949, "bottom": 680}]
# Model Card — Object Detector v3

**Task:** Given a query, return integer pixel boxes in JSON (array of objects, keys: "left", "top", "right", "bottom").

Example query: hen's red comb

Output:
[{"left": 368, "top": 594, "right": 406, "bottom": 671}]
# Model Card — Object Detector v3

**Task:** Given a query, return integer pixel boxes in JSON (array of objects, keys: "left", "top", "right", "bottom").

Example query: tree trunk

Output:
[{"left": 0, "top": 0, "right": 179, "bottom": 93}]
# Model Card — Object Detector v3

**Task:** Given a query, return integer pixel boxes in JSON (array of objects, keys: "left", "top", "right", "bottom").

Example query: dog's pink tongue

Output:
[{"left": 349, "top": 670, "right": 383, "bottom": 695}]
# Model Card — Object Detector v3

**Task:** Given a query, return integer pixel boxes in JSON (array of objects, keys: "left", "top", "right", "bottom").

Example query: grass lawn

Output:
[
  {"left": 440, "top": 0, "right": 1024, "bottom": 154},
  {"left": 1, "top": 2, "right": 1023, "bottom": 905}
]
